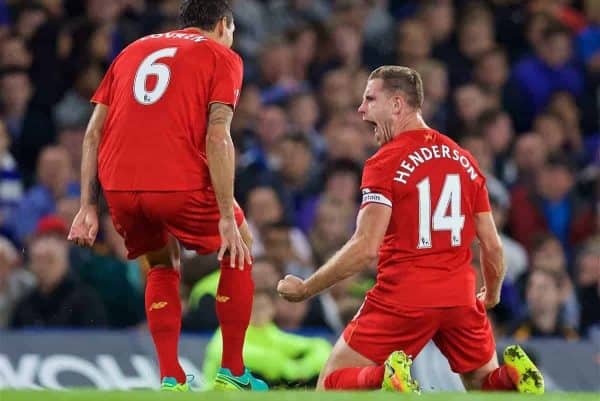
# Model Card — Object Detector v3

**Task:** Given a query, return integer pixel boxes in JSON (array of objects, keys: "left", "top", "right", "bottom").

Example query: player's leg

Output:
[
  {"left": 317, "top": 336, "right": 381, "bottom": 390},
  {"left": 103, "top": 191, "right": 188, "bottom": 390},
  {"left": 164, "top": 193, "right": 266, "bottom": 390},
  {"left": 215, "top": 219, "right": 255, "bottom": 371},
  {"left": 142, "top": 236, "right": 190, "bottom": 390},
  {"left": 319, "top": 300, "right": 431, "bottom": 392},
  {"left": 435, "top": 301, "right": 544, "bottom": 394}
]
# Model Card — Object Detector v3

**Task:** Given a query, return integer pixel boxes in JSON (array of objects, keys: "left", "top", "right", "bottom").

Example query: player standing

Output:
[
  {"left": 68, "top": 0, "right": 267, "bottom": 392},
  {"left": 278, "top": 66, "right": 544, "bottom": 394}
]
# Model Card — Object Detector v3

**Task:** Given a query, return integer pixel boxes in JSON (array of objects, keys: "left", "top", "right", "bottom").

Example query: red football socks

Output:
[
  {"left": 324, "top": 365, "right": 385, "bottom": 390},
  {"left": 216, "top": 256, "right": 254, "bottom": 376},
  {"left": 482, "top": 365, "right": 518, "bottom": 391},
  {"left": 145, "top": 267, "right": 186, "bottom": 383}
]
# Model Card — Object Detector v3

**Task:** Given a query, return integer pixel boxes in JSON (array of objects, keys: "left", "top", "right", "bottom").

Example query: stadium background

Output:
[{"left": 0, "top": 0, "right": 598, "bottom": 393}]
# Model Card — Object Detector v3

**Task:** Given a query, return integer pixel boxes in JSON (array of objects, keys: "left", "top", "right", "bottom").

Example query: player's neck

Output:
[
  {"left": 181, "top": 26, "right": 220, "bottom": 43},
  {"left": 393, "top": 113, "right": 430, "bottom": 137}
]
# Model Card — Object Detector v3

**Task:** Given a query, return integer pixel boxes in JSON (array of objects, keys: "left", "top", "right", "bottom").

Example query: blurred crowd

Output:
[{"left": 0, "top": 0, "right": 599, "bottom": 357}]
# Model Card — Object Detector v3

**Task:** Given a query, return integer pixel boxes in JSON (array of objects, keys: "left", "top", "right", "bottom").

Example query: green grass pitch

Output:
[{"left": 1, "top": 391, "right": 598, "bottom": 401}]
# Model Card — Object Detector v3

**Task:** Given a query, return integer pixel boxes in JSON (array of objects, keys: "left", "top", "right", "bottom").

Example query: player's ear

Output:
[
  {"left": 215, "top": 18, "right": 225, "bottom": 37},
  {"left": 392, "top": 95, "right": 404, "bottom": 115}
]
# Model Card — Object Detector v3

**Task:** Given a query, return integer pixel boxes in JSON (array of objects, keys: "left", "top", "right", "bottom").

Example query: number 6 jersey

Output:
[
  {"left": 360, "top": 128, "right": 491, "bottom": 308},
  {"left": 91, "top": 28, "right": 243, "bottom": 191}
]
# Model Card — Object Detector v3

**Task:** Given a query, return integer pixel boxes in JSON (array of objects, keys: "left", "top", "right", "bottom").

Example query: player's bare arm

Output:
[
  {"left": 206, "top": 102, "right": 251, "bottom": 269},
  {"left": 278, "top": 203, "right": 392, "bottom": 302},
  {"left": 68, "top": 104, "right": 108, "bottom": 247},
  {"left": 475, "top": 211, "right": 505, "bottom": 309}
]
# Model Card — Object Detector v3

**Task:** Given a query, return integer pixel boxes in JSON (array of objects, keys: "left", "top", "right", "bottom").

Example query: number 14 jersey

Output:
[
  {"left": 91, "top": 28, "right": 243, "bottom": 191},
  {"left": 360, "top": 129, "right": 491, "bottom": 308}
]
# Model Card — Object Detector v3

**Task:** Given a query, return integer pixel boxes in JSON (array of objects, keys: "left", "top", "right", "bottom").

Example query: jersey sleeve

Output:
[
  {"left": 91, "top": 61, "right": 116, "bottom": 106},
  {"left": 474, "top": 180, "right": 492, "bottom": 213},
  {"left": 208, "top": 50, "right": 243, "bottom": 109},
  {"left": 360, "top": 149, "right": 398, "bottom": 209}
]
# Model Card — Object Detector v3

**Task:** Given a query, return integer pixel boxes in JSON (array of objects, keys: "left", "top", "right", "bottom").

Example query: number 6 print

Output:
[{"left": 133, "top": 47, "right": 178, "bottom": 105}]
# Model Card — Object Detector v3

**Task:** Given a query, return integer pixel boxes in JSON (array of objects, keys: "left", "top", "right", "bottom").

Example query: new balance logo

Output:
[
  {"left": 148, "top": 301, "right": 168, "bottom": 311},
  {"left": 216, "top": 295, "right": 230, "bottom": 303}
]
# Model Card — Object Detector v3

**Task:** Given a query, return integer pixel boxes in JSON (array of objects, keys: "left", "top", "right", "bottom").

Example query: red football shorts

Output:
[
  {"left": 104, "top": 190, "right": 245, "bottom": 259},
  {"left": 343, "top": 296, "right": 496, "bottom": 373}
]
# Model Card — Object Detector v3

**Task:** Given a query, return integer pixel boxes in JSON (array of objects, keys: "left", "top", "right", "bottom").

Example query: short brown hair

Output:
[{"left": 368, "top": 66, "right": 424, "bottom": 109}]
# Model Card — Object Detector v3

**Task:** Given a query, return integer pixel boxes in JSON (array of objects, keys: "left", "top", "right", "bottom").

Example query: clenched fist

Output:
[{"left": 277, "top": 274, "right": 309, "bottom": 302}]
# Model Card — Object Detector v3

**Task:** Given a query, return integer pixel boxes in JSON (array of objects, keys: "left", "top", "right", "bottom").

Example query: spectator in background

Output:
[
  {"left": 510, "top": 24, "right": 584, "bottom": 130},
  {"left": 73, "top": 214, "right": 145, "bottom": 328},
  {"left": 262, "top": 221, "right": 313, "bottom": 279},
  {"left": 0, "top": 66, "right": 54, "bottom": 184},
  {"left": 323, "top": 120, "right": 370, "bottom": 164},
  {"left": 511, "top": 132, "right": 548, "bottom": 187},
  {"left": 54, "top": 62, "right": 102, "bottom": 131},
  {"left": 309, "top": 196, "right": 354, "bottom": 267},
  {"left": 394, "top": 18, "right": 431, "bottom": 69},
  {"left": 286, "top": 91, "right": 326, "bottom": 159},
  {"left": 509, "top": 157, "right": 595, "bottom": 254},
  {"left": 203, "top": 258, "right": 331, "bottom": 388},
  {"left": 0, "top": 67, "right": 33, "bottom": 143},
  {"left": 0, "top": 120, "right": 22, "bottom": 240},
  {"left": 529, "top": 0, "right": 587, "bottom": 33},
  {"left": 474, "top": 47, "right": 509, "bottom": 99},
  {"left": 236, "top": 105, "right": 287, "bottom": 201},
  {"left": 230, "top": 84, "right": 261, "bottom": 141},
  {"left": 288, "top": 24, "right": 318, "bottom": 82},
  {"left": 575, "top": 236, "right": 600, "bottom": 337},
  {"left": 318, "top": 68, "right": 355, "bottom": 120},
  {"left": 0, "top": 34, "right": 32, "bottom": 68},
  {"left": 527, "top": 234, "right": 580, "bottom": 329},
  {"left": 258, "top": 38, "right": 306, "bottom": 105},
  {"left": 533, "top": 112, "right": 573, "bottom": 158},
  {"left": 488, "top": 181, "right": 528, "bottom": 284},
  {"left": 449, "top": 3, "right": 496, "bottom": 87},
  {"left": 277, "top": 133, "right": 321, "bottom": 231},
  {"left": 417, "top": 0, "right": 455, "bottom": 61},
  {"left": 511, "top": 268, "right": 579, "bottom": 341},
  {"left": 450, "top": 83, "right": 493, "bottom": 137},
  {"left": 0, "top": 236, "right": 34, "bottom": 328},
  {"left": 415, "top": 59, "right": 449, "bottom": 133},
  {"left": 320, "top": 158, "right": 361, "bottom": 208},
  {"left": 329, "top": 21, "right": 363, "bottom": 73},
  {"left": 56, "top": 122, "right": 85, "bottom": 182},
  {"left": 578, "top": 0, "right": 600, "bottom": 73},
  {"left": 546, "top": 91, "right": 584, "bottom": 157},
  {"left": 10, "top": 215, "right": 107, "bottom": 328},
  {"left": 475, "top": 109, "right": 516, "bottom": 185},
  {"left": 245, "top": 186, "right": 312, "bottom": 264},
  {"left": 7, "top": 145, "right": 79, "bottom": 245}
]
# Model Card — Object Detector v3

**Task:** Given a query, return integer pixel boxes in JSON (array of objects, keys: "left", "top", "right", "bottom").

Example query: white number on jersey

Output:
[
  {"left": 416, "top": 174, "right": 465, "bottom": 249},
  {"left": 133, "top": 47, "right": 178, "bottom": 105}
]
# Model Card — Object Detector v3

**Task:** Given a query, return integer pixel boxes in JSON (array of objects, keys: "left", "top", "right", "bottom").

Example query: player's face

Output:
[{"left": 357, "top": 78, "right": 395, "bottom": 146}]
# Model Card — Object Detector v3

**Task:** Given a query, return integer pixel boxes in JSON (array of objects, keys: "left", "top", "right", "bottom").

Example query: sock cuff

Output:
[
  {"left": 220, "top": 256, "right": 253, "bottom": 271},
  {"left": 147, "top": 267, "right": 180, "bottom": 281}
]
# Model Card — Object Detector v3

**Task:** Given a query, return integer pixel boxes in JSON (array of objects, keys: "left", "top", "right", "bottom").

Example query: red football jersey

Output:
[
  {"left": 361, "top": 129, "right": 491, "bottom": 308},
  {"left": 92, "top": 29, "right": 243, "bottom": 191}
]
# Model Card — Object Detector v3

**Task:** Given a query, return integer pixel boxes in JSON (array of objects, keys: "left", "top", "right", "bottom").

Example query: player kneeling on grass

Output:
[{"left": 278, "top": 65, "right": 544, "bottom": 394}]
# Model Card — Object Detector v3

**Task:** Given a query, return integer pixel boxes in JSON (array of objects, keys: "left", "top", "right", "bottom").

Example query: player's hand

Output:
[
  {"left": 277, "top": 274, "right": 309, "bottom": 302},
  {"left": 477, "top": 286, "right": 500, "bottom": 309},
  {"left": 68, "top": 205, "right": 99, "bottom": 247},
  {"left": 217, "top": 216, "right": 251, "bottom": 270}
]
